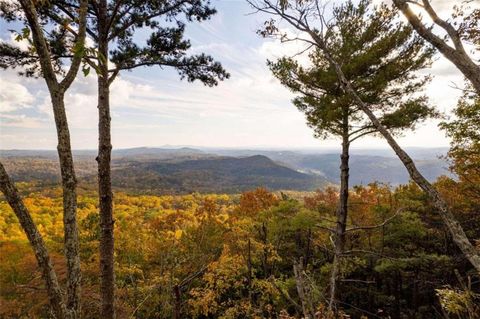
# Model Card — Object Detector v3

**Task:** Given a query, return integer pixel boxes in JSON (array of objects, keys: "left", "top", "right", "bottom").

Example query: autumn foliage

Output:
[{"left": 1, "top": 182, "right": 479, "bottom": 318}]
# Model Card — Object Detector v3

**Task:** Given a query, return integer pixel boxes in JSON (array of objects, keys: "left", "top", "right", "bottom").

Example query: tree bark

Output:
[
  {"left": 97, "top": 0, "right": 115, "bottom": 316},
  {"left": 173, "top": 285, "right": 181, "bottom": 319},
  {"left": 293, "top": 258, "right": 314, "bottom": 319},
  {"left": 0, "top": 163, "right": 68, "bottom": 319},
  {"left": 307, "top": 30, "right": 480, "bottom": 273},
  {"left": 51, "top": 91, "right": 81, "bottom": 317},
  {"left": 16, "top": 1, "right": 87, "bottom": 316},
  {"left": 329, "top": 110, "right": 350, "bottom": 311},
  {"left": 393, "top": 0, "right": 480, "bottom": 94},
  {"left": 247, "top": 238, "right": 253, "bottom": 303}
]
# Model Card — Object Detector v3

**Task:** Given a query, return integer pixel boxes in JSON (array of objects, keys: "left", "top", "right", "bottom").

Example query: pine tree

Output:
[
  {"left": 268, "top": 0, "right": 438, "bottom": 309},
  {"left": 250, "top": 0, "right": 480, "bottom": 280}
]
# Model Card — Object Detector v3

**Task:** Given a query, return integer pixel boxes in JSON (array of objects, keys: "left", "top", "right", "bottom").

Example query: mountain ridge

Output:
[
  {"left": 0, "top": 147, "right": 451, "bottom": 191},
  {"left": 0, "top": 153, "right": 329, "bottom": 194}
]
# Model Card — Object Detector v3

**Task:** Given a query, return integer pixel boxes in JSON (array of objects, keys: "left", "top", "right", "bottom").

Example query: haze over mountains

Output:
[{"left": 1, "top": 147, "right": 451, "bottom": 193}]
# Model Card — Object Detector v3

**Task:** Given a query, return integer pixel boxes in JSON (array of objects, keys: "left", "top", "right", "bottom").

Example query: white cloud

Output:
[
  {"left": 0, "top": 75, "right": 35, "bottom": 112},
  {"left": 7, "top": 33, "right": 30, "bottom": 51},
  {"left": 0, "top": 0, "right": 475, "bottom": 150},
  {"left": 0, "top": 113, "right": 45, "bottom": 128}
]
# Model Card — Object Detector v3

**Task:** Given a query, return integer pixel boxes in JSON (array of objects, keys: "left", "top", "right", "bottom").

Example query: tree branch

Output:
[
  {"left": 59, "top": 0, "right": 89, "bottom": 91},
  {"left": 346, "top": 207, "right": 405, "bottom": 232},
  {"left": 0, "top": 162, "right": 67, "bottom": 318}
]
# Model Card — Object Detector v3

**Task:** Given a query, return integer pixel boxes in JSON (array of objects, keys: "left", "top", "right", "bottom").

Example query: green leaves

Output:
[
  {"left": 104, "top": 0, "right": 228, "bottom": 85},
  {"left": 82, "top": 65, "right": 90, "bottom": 77},
  {"left": 72, "top": 40, "right": 85, "bottom": 58},
  {"left": 14, "top": 27, "right": 31, "bottom": 42},
  {"left": 269, "top": 0, "right": 434, "bottom": 143}
]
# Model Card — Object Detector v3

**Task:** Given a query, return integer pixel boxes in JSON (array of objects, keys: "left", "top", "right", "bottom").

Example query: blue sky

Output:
[{"left": 0, "top": 0, "right": 467, "bottom": 150}]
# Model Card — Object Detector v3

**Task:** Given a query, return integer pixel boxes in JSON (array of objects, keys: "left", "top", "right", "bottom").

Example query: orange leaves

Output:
[
  {"left": 238, "top": 188, "right": 279, "bottom": 216},
  {"left": 303, "top": 187, "right": 338, "bottom": 213}
]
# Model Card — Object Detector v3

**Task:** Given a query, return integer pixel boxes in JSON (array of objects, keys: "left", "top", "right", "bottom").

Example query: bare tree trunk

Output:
[
  {"left": 329, "top": 113, "right": 350, "bottom": 311},
  {"left": 97, "top": 1, "right": 115, "bottom": 316},
  {"left": 97, "top": 67, "right": 116, "bottom": 319},
  {"left": 247, "top": 238, "right": 253, "bottom": 303},
  {"left": 293, "top": 258, "right": 315, "bottom": 319},
  {"left": 393, "top": 0, "right": 480, "bottom": 94},
  {"left": 307, "top": 30, "right": 480, "bottom": 273},
  {"left": 0, "top": 163, "right": 68, "bottom": 319},
  {"left": 51, "top": 91, "right": 81, "bottom": 317},
  {"left": 16, "top": 0, "right": 87, "bottom": 315},
  {"left": 173, "top": 284, "right": 181, "bottom": 319}
]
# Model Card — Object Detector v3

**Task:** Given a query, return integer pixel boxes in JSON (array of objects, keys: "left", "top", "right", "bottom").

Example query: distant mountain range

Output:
[
  {"left": 206, "top": 148, "right": 451, "bottom": 186},
  {"left": 0, "top": 149, "right": 328, "bottom": 194},
  {"left": 0, "top": 147, "right": 452, "bottom": 193}
]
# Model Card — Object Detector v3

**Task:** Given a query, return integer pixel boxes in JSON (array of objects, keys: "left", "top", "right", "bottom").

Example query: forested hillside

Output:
[
  {"left": 0, "top": 147, "right": 449, "bottom": 191},
  {"left": 1, "top": 185, "right": 479, "bottom": 318},
  {"left": 0, "top": 152, "right": 329, "bottom": 193}
]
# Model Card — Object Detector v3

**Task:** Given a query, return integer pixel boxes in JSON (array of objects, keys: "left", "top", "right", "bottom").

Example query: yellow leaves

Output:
[
  {"left": 189, "top": 289, "right": 219, "bottom": 316},
  {"left": 161, "top": 229, "right": 185, "bottom": 241},
  {"left": 174, "top": 229, "right": 183, "bottom": 240},
  {"left": 217, "top": 213, "right": 229, "bottom": 223},
  {"left": 436, "top": 286, "right": 479, "bottom": 317},
  {"left": 117, "top": 263, "right": 144, "bottom": 279},
  {"left": 189, "top": 263, "right": 243, "bottom": 317},
  {"left": 203, "top": 250, "right": 246, "bottom": 286}
]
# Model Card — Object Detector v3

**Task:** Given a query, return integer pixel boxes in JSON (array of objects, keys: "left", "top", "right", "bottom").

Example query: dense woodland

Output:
[
  {"left": 1, "top": 177, "right": 479, "bottom": 318},
  {"left": 1, "top": 0, "right": 480, "bottom": 318}
]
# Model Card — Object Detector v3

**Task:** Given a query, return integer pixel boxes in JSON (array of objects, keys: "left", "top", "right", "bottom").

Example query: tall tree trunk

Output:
[
  {"left": 97, "top": 1, "right": 115, "bottom": 316},
  {"left": 393, "top": 0, "right": 480, "bottom": 95},
  {"left": 0, "top": 163, "right": 68, "bottom": 319},
  {"left": 329, "top": 112, "right": 350, "bottom": 310},
  {"left": 308, "top": 31, "right": 480, "bottom": 272},
  {"left": 51, "top": 91, "right": 81, "bottom": 317},
  {"left": 14, "top": 1, "right": 87, "bottom": 316}
]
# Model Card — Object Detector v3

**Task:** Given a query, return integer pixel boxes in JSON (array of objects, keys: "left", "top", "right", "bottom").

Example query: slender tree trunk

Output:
[
  {"left": 173, "top": 285, "right": 181, "bottom": 319},
  {"left": 247, "top": 238, "right": 253, "bottom": 303},
  {"left": 0, "top": 163, "right": 68, "bottom": 319},
  {"left": 309, "top": 32, "right": 480, "bottom": 272},
  {"left": 294, "top": 258, "right": 314, "bottom": 319},
  {"left": 329, "top": 113, "right": 350, "bottom": 311},
  {"left": 393, "top": 0, "right": 480, "bottom": 94},
  {"left": 97, "top": 1, "right": 115, "bottom": 316},
  {"left": 51, "top": 91, "right": 81, "bottom": 317},
  {"left": 13, "top": 1, "right": 87, "bottom": 316}
]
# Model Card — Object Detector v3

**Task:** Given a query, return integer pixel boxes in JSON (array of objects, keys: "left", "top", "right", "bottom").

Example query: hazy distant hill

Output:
[
  {"left": 0, "top": 151, "right": 328, "bottom": 194},
  {"left": 110, "top": 155, "right": 327, "bottom": 193},
  {"left": 208, "top": 148, "right": 451, "bottom": 185},
  {"left": 112, "top": 147, "right": 208, "bottom": 160},
  {"left": 293, "top": 154, "right": 449, "bottom": 185},
  {"left": 0, "top": 147, "right": 207, "bottom": 160},
  {"left": 0, "top": 147, "right": 452, "bottom": 191}
]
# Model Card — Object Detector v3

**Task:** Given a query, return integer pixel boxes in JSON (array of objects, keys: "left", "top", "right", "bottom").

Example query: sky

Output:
[{"left": 0, "top": 0, "right": 471, "bottom": 150}]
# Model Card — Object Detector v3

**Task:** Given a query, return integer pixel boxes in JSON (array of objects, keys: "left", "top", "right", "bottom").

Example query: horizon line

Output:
[{"left": 0, "top": 145, "right": 450, "bottom": 152}]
